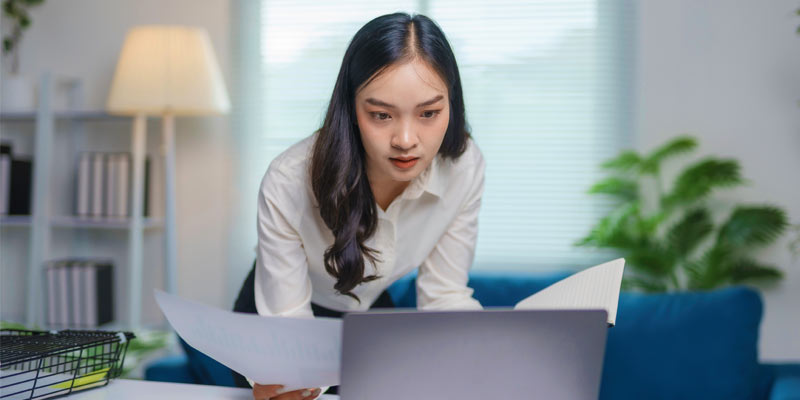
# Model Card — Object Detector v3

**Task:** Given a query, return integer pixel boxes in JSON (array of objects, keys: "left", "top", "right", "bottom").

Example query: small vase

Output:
[{"left": 1, "top": 74, "right": 37, "bottom": 113}]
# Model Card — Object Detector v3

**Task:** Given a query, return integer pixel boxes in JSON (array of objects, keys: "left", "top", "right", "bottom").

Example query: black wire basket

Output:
[{"left": 0, "top": 329, "right": 135, "bottom": 399}]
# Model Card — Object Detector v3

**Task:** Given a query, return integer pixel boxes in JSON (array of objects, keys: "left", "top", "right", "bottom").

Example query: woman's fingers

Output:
[
  {"left": 252, "top": 384, "right": 285, "bottom": 399},
  {"left": 272, "top": 387, "right": 322, "bottom": 400}
]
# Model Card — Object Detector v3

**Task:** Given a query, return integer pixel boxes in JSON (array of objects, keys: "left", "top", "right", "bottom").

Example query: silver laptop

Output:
[{"left": 339, "top": 309, "right": 608, "bottom": 400}]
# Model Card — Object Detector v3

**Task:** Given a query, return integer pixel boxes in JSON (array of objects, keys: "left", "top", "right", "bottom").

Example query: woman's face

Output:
[{"left": 355, "top": 58, "right": 450, "bottom": 190}]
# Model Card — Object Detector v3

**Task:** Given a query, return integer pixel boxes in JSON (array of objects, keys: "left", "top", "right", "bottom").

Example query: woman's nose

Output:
[{"left": 392, "top": 122, "right": 419, "bottom": 150}]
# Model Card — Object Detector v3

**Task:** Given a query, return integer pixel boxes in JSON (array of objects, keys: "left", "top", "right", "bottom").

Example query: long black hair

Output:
[{"left": 310, "top": 12, "right": 471, "bottom": 302}]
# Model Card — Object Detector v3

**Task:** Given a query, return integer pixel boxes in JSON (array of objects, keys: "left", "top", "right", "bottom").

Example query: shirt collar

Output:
[{"left": 400, "top": 154, "right": 443, "bottom": 200}]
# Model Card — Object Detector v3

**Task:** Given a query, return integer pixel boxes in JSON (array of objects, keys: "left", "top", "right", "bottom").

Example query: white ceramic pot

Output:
[{"left": 1, "top": 74, "right": 37, "bottom": 113}]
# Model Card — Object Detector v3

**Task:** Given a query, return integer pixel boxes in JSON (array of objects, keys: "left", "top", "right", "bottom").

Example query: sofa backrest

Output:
[
  {"left": 386, "top": 270, "right": 571, "bottom": 308},
  {"left": 387, "top": 272, "right": 764, "bottom": 400}
]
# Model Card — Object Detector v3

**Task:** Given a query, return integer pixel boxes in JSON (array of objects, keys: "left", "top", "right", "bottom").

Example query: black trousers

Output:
[{"left": 231, "top": 261, "right": 395, "bottom": 393}]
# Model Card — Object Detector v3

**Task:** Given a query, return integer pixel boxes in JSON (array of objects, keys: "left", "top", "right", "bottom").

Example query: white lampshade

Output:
[{"left": 107, "top": 25, "right": 230, "bottom": 116}]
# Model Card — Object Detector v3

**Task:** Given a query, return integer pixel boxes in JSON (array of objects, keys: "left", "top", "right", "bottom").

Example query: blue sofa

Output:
[{"left": 145, "top": 271, "right": 800, "bottom": 399}]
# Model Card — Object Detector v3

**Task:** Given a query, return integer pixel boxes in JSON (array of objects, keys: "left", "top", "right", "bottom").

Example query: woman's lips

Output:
[{"left": 390, "top": 157, "right": 419, "bottom": 169}]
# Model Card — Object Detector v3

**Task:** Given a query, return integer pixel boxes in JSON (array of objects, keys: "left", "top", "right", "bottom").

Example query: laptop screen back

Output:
[{"left": 340, "top": 309, "right": 608, "bottom": 400}]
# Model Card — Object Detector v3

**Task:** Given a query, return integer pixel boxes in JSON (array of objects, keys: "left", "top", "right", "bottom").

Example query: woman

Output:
[{"left": 237, "top": 12, "right": 486, "bottom": 400}]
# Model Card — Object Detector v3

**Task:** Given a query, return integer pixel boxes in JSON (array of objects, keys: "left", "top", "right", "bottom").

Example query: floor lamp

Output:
[{"left": 106, "top": 25, "right": 230, "bottom": 327}]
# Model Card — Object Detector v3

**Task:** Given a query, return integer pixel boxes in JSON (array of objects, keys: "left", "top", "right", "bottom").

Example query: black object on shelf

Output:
[
  {"left": 0, "top": 329, "right": 135, "bottom": 399},
  {"left": 8, "top": 158, "right": 32, "bottom": 215},
  {"left": 0, "top": 142, "right": 11, "bottom": 215}
]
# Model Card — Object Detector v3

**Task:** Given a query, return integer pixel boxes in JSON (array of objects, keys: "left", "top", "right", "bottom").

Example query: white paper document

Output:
[
  {"left": 154, "top": 290, "right": 342, "bottom": 392},
  {"left": 513, "top": 258, "right": 625, "bottom": 326}
]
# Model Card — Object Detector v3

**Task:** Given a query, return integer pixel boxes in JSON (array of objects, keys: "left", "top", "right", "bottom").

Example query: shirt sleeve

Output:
[
  {"left": 416, "top": 151, "right": 485, "bottom": 311},
  {"left": 254, "top": 166, "right": 315, "bottom": 318},
  {"left": 250, "top": 166, "right": 329, "bottom": 398}
]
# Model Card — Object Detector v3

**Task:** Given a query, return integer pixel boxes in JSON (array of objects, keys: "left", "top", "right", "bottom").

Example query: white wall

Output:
[
  {"left": 635, "top": 0, "right": 800, "bottom": 361},
  {"left": 0, "top": 0, "right": 235, "bottom": 324}
]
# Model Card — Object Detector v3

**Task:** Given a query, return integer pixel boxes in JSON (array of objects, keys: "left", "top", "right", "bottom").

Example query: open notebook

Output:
[{"left": 513, "top": 258, "right": 625, "bottom": 326}]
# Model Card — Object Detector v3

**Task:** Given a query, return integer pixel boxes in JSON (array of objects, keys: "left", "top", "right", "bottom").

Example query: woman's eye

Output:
[
  {"left": 371, "top": 112, "right": 391, "bottom": 121},
  {"left": 421, "top": 110, "right": 440, "bottom": 119}
]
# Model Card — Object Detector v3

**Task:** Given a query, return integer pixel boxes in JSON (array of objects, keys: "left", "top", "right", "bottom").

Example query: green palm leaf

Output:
[
  {"left": 576, "top": 203, "right": 639, "bottom": 249},
  {"left": 637, "top": 211, "right": 666, "bottom": 236},
  {"left": 640, "top": 136, "right": 697, "bottom": 174},
  {"left": 668, "top": 207, "right": 713, "bottom": 257},
  {"left": 588, "top": 177, "right": 638, "bottom": 201},
  {"left": 579, "top": 135, "right": 790, "bottom": 292},
  {"left": 664, "top": 158, "right": 743, "bottom": 206},
  {"left": 626, "top": 243, "right": 678, "bottom": 278},
  {"left": 685, "top": 244, "right": 732, "bottom": 290},
  {"left": 729, "top": 258, "right": 783, "bottom": 283},
  {"left": 601, "top": 151, "right": 642, "bottom": 172},
  {"left": 717, "top": 206, "right": 788, "bottom": 248}
]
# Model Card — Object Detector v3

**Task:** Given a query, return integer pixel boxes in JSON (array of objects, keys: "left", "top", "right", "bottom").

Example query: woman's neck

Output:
[{"left": 371, "top": 179, "right": 411, "bottom": 212}]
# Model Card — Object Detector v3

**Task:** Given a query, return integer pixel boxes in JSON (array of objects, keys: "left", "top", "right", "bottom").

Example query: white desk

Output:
[{"left": 69, "top": 379, "right": 340, "bottom": 400}]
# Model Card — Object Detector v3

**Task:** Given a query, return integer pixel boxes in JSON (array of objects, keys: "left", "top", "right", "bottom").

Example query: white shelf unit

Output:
[{"left": 0, "top": 72, "right": 168, "bottom": 329}]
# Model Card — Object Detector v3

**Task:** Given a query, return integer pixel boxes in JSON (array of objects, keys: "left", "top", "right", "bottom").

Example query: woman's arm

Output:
[
  {"left": 416, "top": 151, "right": 485, "bottom": 310},
  {"left": 250, "top": 166, "right": 328, "bottom": 399},
  {"left": 254, "top": 166, "right": 315, "bottom": 318}
]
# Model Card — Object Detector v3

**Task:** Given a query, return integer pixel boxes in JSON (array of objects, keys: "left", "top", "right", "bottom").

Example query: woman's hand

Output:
[{"left": 252, "top": 384, "right": 322, "bottom": 400}]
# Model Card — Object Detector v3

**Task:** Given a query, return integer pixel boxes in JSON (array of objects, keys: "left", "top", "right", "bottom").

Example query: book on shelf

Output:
[
  {"left": 90, "top": 153, "right": 104, "bottom": 218},
  {"left": 44, "top": 258, "right": 115, "bottom": 328},
  {"left": 76, "top": 152, "right": 92, "bottom": 217},
  {"left": 116, "top": 153, "right": 130, "bottom": 218},
  {"left": 57, "top": 262, "right": 69, "bottom": 327},
  {"left": 74, "top": 151, "right": 150, "bottom": 220},
  {"left": 105, "top": 153, "right": 118, "bottom": 218}
]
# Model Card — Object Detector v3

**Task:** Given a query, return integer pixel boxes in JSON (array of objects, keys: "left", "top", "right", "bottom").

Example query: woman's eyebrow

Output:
[{"left": 365, "top": 94, "right": 444, "bottom": 109}]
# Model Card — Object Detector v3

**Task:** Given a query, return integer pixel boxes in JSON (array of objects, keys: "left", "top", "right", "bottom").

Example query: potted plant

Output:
[
  {"left": 1, "top": 0, "right": 45, "bottom": 112},
  {"left": 577, "top": 136, "right": 790, "bottom": 292}
]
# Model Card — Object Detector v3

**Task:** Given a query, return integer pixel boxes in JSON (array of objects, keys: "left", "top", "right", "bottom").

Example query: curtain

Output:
[{"left": 229, "top": 0, "right": 634, "bottom": 287}]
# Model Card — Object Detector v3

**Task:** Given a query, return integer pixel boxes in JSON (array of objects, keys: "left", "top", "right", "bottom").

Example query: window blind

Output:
[{"left": 232, "top": 0, "right": 633, "bottom": 274}]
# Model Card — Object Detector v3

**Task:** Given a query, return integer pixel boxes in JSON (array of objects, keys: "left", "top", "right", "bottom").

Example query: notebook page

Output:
[{"left": 513, "top": 258, "right": 625, "bottom": 325}]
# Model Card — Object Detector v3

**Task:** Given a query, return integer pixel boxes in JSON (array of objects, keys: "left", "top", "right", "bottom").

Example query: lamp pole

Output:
[
  {"left": 163, "top": 113, "right": 178, "bottom": 295},
  {"left": 128, "top": 113, "right": 147, "bottom": 328}
]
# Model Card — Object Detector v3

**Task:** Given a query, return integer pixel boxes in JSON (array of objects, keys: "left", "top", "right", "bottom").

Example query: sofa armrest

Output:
[{"left": 766, "top": 363, "right": 800, "bottom": 400}]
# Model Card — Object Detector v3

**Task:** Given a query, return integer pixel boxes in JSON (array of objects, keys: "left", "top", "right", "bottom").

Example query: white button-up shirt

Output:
[{"left": 254, "top": 133, "right": 485, "bottom": 318}]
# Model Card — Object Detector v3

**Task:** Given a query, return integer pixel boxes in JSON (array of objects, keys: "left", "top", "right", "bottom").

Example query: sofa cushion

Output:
[{"left": 600, "top": 286, "right": 763, "bottom": 400}]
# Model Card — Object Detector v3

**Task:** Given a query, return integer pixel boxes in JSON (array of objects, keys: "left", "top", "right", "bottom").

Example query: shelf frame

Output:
[
  {"left": 3, "top": 72, "right": 167, "bottom": 329},
  {"left": 26, "top": 73, "right": 55, "bottom": 326}
]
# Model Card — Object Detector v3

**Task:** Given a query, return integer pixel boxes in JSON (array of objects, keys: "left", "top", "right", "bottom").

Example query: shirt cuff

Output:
[{"left": 316, "top": 386, "right": 330, "bottom": 398}]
